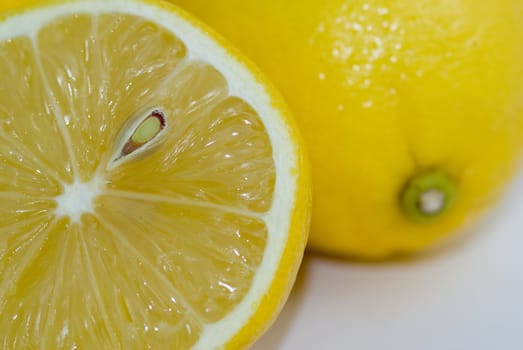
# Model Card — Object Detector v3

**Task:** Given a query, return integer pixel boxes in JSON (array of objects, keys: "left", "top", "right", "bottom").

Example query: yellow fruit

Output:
[
  {"left": 174, "top": 0, "right": 523, "bottom": 258},
  {"left": 0, "top": 0, "right": 310, "bottom": 348}
]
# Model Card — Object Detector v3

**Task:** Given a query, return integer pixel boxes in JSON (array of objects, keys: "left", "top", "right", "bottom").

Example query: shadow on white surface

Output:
[{"left": 253, "top": 169, "right": 523, "bottom": 350}]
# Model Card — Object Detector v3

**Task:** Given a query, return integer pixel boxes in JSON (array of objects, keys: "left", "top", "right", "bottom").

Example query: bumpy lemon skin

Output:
[{"left": 173, "top": 0, "right": 523, "bottom": 258}]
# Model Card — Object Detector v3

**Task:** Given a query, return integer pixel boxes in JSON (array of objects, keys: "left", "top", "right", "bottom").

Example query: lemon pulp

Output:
[{"left": 0, "top": 9, "right": 280, "bottom": 349}]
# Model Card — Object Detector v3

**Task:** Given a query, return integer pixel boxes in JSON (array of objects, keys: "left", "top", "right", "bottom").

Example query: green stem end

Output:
[{"left": 400, "top": 170, "right": 457, "bottom": 223}]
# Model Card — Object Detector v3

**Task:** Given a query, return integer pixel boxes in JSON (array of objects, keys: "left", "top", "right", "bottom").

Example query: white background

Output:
[{"left": 253, "top": 169, "right": 523, "bottom": 350}]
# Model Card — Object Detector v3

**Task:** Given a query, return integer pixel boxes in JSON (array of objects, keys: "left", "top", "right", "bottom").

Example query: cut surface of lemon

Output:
[{"left": 0, "top": 0, "right": 310, "bottom": 348}]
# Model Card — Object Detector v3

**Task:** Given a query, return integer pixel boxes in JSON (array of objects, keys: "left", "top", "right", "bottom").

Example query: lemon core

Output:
[{"left": 54, "top": 178, "right": 102, "bottom": 223}]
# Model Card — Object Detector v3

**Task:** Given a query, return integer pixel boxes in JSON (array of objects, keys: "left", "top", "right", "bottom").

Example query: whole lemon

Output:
[{"left": 175, "top": 0, "right": 523, "bottom": 258}]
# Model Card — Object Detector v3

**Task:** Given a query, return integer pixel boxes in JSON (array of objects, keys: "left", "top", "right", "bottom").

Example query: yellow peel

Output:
[{"left": 174, "top": 0, "right": 523, "bottom": 258}]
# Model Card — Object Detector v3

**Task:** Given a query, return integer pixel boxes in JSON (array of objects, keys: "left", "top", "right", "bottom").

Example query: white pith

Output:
[
  {"left": 0, "top": 1, "right": 299, "bottom": 349},
  {"left": 54, "top": 177, "right": 103, "bottom": 223}
]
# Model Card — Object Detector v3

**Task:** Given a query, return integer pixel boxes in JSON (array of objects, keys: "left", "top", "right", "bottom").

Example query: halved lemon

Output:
[{"left": 0, "top": 0, "right": 310, "bottom": 348}]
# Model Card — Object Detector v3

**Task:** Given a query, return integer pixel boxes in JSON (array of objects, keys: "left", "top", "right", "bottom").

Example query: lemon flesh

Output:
[
  {"left": 0, "top": 1, "right": 309, "bottom": 348},
  {"left": 174, "top": 0, "right": 523, "bottom": 258}
]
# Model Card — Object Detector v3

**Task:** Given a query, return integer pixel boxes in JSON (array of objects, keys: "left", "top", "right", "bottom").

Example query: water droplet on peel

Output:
[
  {"left": 390, "top": 22, "right": 399, "bottom": 32},
  {"left": 362, "top": 100, "right": 374, "bottom": 108},
  {"left": 377, "top": 7, "right": 389, "bottom": 16}
]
